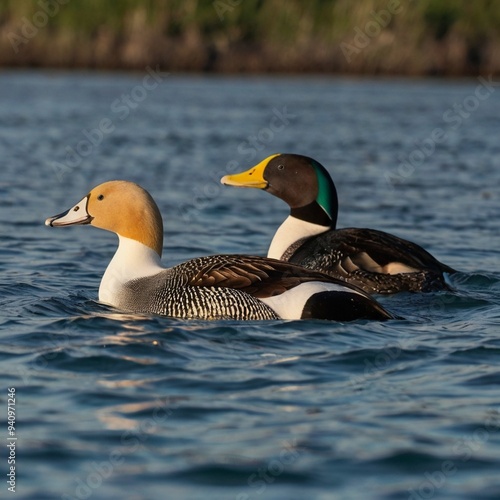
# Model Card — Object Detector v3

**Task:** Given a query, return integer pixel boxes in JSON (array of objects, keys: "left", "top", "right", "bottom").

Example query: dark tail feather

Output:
[{"left": 301, "top": 291, "right": 395, "bottom": 321}]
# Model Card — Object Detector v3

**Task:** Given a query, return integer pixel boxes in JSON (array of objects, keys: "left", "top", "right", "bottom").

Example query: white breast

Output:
[
  {"left": 99, "top": 236, "right": 163, "bottom": 307},
  {"left": 268, "top": 216, "right": 329, "bottom": 259}
]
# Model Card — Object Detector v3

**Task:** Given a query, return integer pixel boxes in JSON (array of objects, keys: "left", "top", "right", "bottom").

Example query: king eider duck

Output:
[
  {"left": 221, "top": 154, "right": 456, "bottom": 294},
  {"left": 45, "top": 180, "right": 393, "bottom": 321}
]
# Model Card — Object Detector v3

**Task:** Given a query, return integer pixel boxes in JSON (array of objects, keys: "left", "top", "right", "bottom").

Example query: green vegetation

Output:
[{"left": 1, "top": 0, "right": 499, "bottom": 74}]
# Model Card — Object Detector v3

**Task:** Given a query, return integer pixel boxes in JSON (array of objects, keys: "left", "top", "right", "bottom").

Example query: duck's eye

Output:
[
  {"left": 277, "top": 164, "right": 284, "bottom": 170},
  {"left": 97, "top": 194, "right": 104, "bottom": 201}
]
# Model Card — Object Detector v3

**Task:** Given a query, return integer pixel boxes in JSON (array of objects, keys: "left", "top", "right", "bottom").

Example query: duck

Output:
[
  {"left": 45, "top": 180, "right": 393, "bottom": 321},
  {"left": 221, "top": 154, "right": 456, "bottom": 294}
]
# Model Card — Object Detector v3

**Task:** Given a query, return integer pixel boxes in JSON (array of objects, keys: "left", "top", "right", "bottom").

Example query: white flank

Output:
[{"left": 261, "top": 281, "right": 363, "bottom": 320}]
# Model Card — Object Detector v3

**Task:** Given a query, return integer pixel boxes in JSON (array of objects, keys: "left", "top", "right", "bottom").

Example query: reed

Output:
[{"left": 1, "top": 0, "right": 499, "bottom": 74}]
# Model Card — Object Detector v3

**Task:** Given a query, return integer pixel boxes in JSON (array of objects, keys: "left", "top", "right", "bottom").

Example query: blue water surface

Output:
[{"left": 1, "top": 70, "right": 500, "bottom": 500}]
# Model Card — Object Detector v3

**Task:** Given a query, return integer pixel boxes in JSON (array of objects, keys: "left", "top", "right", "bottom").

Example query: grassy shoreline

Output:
[{"left": 1, "top": 0, "right": 499, "bottom": 75}]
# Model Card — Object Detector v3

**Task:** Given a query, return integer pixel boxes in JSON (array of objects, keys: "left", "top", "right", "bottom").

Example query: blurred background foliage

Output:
[{"left": 0, "top": 0, "right": 499, "bottom": 74}]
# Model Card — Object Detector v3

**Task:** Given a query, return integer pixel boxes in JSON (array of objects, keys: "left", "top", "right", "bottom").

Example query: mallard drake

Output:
[{"left": 221, "top": 154, "right": 455, "bottom": 294}]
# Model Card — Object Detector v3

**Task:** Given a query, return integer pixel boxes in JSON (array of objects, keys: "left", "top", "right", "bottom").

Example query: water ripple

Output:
[{"left": 1, "top": 73, "right": 500, "bottom": 500}]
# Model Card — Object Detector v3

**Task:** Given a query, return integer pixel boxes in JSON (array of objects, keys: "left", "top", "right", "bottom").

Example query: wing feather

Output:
[
  {"left": 292, "top": 228, "right": 455, "bottom": 275},
  {"left": 179, "top": 254, "right": 346, "bottom": 299}
]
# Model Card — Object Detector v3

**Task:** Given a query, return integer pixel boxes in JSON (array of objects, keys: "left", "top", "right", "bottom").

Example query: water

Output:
[{"left": 1, "top": 70, "right": 500, "bottom": 500}]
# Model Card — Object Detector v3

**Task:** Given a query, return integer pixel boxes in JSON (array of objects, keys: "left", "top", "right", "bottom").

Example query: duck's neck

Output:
[
  {"left": 267, "top": 215, "right": 330, "bottom": 260},
  {"left": 99, "top": 236, "right": 163, "bottom": 306},
  {"left": 268, "top": 199, "right": 335, "bottom": 260},
  {"left": 290, "top": 199, "right": 336, "bottom": 228}
]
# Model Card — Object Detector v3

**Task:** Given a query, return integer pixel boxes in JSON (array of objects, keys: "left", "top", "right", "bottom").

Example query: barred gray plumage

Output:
[
  {"left": 108, "top": 253, "right": 392, "bottom": 321},
  {"left": 111, "top": 254, "right": 311, "bottom": 320},
  {"left": 121, "top": 272, "right": 278, "bottom": 320}
]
